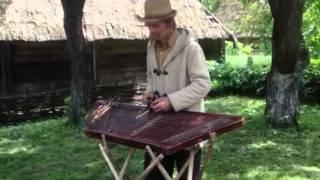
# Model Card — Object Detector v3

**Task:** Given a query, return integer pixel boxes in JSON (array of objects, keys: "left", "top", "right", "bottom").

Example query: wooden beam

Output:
[
  {"left": 0, "top": 43, "right": 12, "bottom": 96},
  {"left": 219, "top": 39, "right": 226, "bottom": 63},
  {"left": 6, "top": 44, "right": 13, "bottom": 94},
  {"left": 93, "top": 41, "right": 97, "bottom": 81},
  {"left": 1, "top": 44, "right": 6, "bottom": 95}
]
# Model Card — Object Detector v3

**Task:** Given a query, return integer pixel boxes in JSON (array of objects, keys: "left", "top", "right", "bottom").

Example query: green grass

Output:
[
  {"left": 0, "top": 118, "right": 109, "bottom": 179},
  {"left": 1, "top": 96, "right": 319, "bottom": 180},
  {"left": 204, "top": 97, "right": 320, "bottom": 180},
  {"left": 225, "top": 54, "right": 271, "bottom": 67}
]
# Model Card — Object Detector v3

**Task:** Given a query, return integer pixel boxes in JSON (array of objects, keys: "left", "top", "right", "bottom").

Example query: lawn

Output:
[
  {"left": 0, "top": 96, "right": 319, "bottom": 180},
  {"left": 225, "top": 53, "right": 271, "bottom": 67}
]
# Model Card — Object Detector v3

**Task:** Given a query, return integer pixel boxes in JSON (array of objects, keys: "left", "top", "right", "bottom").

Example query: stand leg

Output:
[
  {"left": 174, "top": 157, "right": 191, "bottom": 180},
  {"left": 138, "top": 153, "right": 165, "bottom": 180},
  {"left": 99, "top": 143, "right": 120, "bottom": 179},
  {"left": 98, "top": 132, "right": 216, "bottom": 180},
  {"left": 119, "top": 148, "right": 135, "bottom": 179},
  {"left": 187, "top": 149, "right": 195, "bottom": 180},
  {"left": 145, "top": 146, "right": 172, "bottom": 180},
  {"left": 99, "top": 135, "right": 134, "bottom": 180},
  {"left": 200, "top": 133, "right": 216, "bottom": 178}
]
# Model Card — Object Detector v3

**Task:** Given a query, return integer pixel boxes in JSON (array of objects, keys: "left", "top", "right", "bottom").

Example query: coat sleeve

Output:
[{"left": 167, "top": 42, "right": 211, "bottom": 112}]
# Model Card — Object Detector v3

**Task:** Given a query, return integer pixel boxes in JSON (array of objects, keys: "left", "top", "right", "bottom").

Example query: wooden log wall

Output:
[
  {"left": 94, "top": 39, "right": 148, "bottom": 87},
  {"left": 198, "top": 38, "right": 225, "bottom": 61},
  {"left": 0, "top": 38, "right": 224, "bottom": 124},
  {"left": 0, "top": 44, "right": 5, "bottom": 95},
  {"left": 10, "top": 41, "right": 71, "bottom": 96},
  {"left": 3, "top": 38, "right": 223, "bottom": 96},
  {"left": 0, "top": 88, "right": 68, "bottom": 125},
  {"left": 0, "top": 42, "right": 12, "bottom": 96},
  {"left": 94, "top": 39, "right": 224, "bottom": 88}
]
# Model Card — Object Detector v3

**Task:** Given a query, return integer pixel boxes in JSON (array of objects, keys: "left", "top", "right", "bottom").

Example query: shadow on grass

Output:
[
  {"left": 0, "top": 97, "right": 319, "bottom": 180},
  {"left": 0, "top": 118, "right": 113, "bottom": 180},
  {"left": 204, "top": 96, "right": 320, "bottom": 179}
]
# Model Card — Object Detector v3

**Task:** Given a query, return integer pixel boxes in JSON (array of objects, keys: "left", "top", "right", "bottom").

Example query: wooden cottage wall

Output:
[
  {"left": 94, "top": 39, "right": 225, "bottom": 87},
  {"left": 198, "top": 38, "right": 225, "bottom": 61},
  {"left": 0, "top": 44, "right": 5, "bottom": 95},
  {"left": 10, "top": 41, "right": 70, "bottom": 96},
  {"left": 0, "top": 42, "right": 12, "bottom": 96},
  {"left": 0, "top": 38, "right": 225, "bottom": 98},
  {"left": 94, "top": 39, "right": 147, "bottom": 87}
]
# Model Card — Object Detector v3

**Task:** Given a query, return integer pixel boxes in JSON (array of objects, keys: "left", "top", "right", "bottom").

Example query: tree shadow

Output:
[
  {"left": 204, "top": 97, "right": 320, "bottom": 179},
  {"left": 0, "top": 118, "right": 146, "bottom": 179},
  {"left": 0, "top": 119, "right": 106, "bottom": 179}
]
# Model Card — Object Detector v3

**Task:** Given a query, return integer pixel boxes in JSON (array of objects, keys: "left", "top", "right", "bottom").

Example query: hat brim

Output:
[{"left": 140, "top": 10, "right": 176, "bottom": 23}]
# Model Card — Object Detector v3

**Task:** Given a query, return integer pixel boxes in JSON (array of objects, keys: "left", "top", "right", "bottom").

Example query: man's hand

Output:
[
  {"left": 143, "top": 91, "right": 155, "bottom": 104},
  {"left": 150, "top": 97, "right": 172, "bottom": 112}
]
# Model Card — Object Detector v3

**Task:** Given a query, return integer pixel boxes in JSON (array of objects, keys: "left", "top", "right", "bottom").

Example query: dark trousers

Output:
[{"left": 144, "top": 149, "right": 202, "bottom": 180}]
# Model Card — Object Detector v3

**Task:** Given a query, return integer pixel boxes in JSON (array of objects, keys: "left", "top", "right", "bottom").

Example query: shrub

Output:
[
  {"left": 208, "top": 61, "right": 269, "bottom": 96},
  {"left": 301, "top": 59, "right": 320, "bottom": 102},
  {"left": 208, "top": 59, "right": 320, "bottom": 102},
  {"left": 225, "top": 41, "right": 254, "bottom": 56}
]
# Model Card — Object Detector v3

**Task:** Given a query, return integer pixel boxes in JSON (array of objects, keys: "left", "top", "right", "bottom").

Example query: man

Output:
[{"left": 141, "top": 0, "right": 211, "bottom": 179}]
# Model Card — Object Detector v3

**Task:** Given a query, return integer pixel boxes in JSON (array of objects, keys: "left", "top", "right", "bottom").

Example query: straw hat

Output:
[{"left": 141, "top": 0, "right": 177, "bottom": 23}]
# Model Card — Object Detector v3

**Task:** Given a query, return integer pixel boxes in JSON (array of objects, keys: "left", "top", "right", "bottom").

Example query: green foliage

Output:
[
  {"left": 303, "top": 0, "right": 320, "bottom": 58},
  {"left": 208, "top": 58, "right": 320, "bottom": 102},
  {"left": 208, "top": 60, "right": 269, "bottom": 96},
  {"left": 201, "top": 0, "right": 319, "bottom": 58},
  {"left": 63, "top": 96, "right": 71, "bottom": 106},
  {"left": 224, "top": 54, "right": 271, "bottom": 67},
  {"left": 230, "top": 0, "right": 273, "bottom": 54},
  {"left": 256, "top": 40, "right": 272, "bottom": 55},
  {"left": 1, "top": 97, "right": 319, "bottom": 179},
  {"left": 236, "top": 0, "right": 319, "bottom": 58},
  {"left": 237, "top": 1, "right": 272, "bottom": 38},
  {"left": 200, "top": 0, "right": 220, "bottom": 12},
  {"left": 301, "top": 59, "right": 320, "bottom": 102},
  {"left": 225, "top": 41, "right": 253, "bottom": 56},
  {"left": 225, "top": 41, "right": 239, "bottom": 56},
  {"left": 63, "top": 96, "right": 71, "bottom": 113}
]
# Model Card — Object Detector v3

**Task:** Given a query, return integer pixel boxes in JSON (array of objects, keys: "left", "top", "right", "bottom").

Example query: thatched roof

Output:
[{"left": 0, "top": 0, "right": 231, "bottom": 41}]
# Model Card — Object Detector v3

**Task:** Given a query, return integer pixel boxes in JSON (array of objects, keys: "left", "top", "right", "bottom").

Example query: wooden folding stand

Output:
[{"left": 98, "top": 133, "right": 216, "bottom": 180}]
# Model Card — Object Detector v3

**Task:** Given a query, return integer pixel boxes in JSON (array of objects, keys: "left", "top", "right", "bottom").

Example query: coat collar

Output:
[{"left": 148, "top": 28, "right": 195, "bottom": 69}]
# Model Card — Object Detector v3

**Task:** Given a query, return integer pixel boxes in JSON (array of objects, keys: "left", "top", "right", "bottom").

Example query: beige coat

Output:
[{"left": 146, "top": 28, "right": 211, "bottom": 112}]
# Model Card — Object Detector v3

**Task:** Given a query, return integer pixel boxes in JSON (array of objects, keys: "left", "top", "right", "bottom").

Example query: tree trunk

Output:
[
  {"left": 265, "top": 0, "right": 308, "bottom": 128},
  {"left": 61, "top": 0, "right": 90, "bottom": 125}
]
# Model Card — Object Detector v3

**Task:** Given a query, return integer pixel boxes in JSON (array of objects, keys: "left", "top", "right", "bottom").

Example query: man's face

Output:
[{"left": 146, "top": 21, "right": 169, "bottom": 41}]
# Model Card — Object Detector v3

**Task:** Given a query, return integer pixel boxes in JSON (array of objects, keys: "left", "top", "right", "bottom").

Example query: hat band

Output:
[{"left": 142, "top": 10, "right": 176, "bottom": 22}]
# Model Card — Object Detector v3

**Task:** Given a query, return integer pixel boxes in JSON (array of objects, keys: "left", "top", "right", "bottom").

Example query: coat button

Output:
[{"left": 153, "top": 68, "right": 160, "bottom": 76}]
